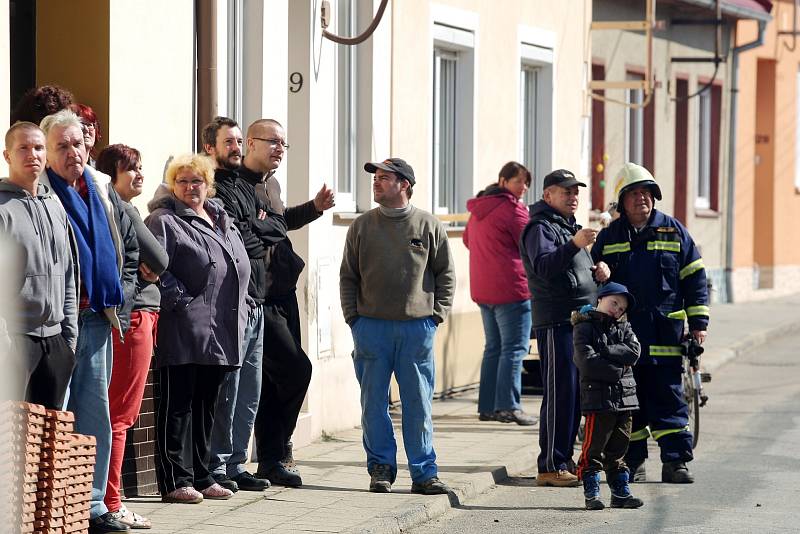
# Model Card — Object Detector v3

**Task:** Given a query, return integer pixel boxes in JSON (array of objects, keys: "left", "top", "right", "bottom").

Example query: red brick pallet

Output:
[{"left": 4, "top": 402, "right": 96, "bottom": 534}]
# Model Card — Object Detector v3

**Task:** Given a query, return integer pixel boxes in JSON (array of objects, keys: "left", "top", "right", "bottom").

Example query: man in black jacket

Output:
[
  {"left": 241, "top": 119, "right": 334, "bottom": 487},
  {"left": 203, "top": 116, "right": 288, "bottom": 492},
  {"left": 519, "top": 169, "right": 609, "bottom": 488}
]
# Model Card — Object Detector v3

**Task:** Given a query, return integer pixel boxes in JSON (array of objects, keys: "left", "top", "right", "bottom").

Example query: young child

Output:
[{"left": 572, "top": 282, "right": 643, "bottom": 510}]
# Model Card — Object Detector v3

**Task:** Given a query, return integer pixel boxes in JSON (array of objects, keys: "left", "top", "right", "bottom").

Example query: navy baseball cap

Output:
[
  {"left": 364, "top": 158, "right": 416, "bottom": 186},
  {"left": 597, "top": 282, "right": 636, "bottom": 310},
  {"left": 543, "top": 169, "right": 586, "bottom": 189}
]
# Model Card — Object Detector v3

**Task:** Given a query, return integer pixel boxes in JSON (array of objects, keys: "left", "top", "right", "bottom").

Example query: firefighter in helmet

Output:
[{"left": 591, "top": 162, "right": 709, "bottom": 484}]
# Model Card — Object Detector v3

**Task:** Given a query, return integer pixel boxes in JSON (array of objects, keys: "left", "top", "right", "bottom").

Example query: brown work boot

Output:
[{"left": 536, "top": 470, "right": 580, "bottom": 487}]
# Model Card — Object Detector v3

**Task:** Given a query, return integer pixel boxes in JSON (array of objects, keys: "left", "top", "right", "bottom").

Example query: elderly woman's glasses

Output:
[{"left": 175, "top": 179, "right": 205, "bottom": 187}]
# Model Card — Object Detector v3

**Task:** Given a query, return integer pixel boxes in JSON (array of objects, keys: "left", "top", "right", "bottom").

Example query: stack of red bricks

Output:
[{"left": 6, "top": 402, "right": 96, "bottom": 534}]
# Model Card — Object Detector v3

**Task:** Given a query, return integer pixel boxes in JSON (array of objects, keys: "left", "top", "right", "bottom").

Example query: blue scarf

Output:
[{"left": 47, "top": 168, "right": 123, "bottom": 312}]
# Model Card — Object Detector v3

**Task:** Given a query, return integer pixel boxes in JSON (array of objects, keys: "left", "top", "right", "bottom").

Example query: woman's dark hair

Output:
[
  {"left": 498, "top": 161, "right": 532, "bottom": 186},
  {"left": 11, "top": 85, "right": 74, "bottom": 125},
  {"left": 96, "top": 144, "right": 141, "bottom": 182}
]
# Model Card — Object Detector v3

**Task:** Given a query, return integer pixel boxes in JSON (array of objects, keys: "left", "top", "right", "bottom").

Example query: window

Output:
[
  {"left": 697, "top": 91, "right": 712, "bottom": 209},
  {"left": 626, "top": 81, "right": 644, "bottom": 166},
  {"left": 432, "top": 21, "right": 475, "bottom": 216},
  {"left": 696, "top": 84, "right": 721, "bottom": 211},
  {"left": 624, "top": 71, "right": 655, "bottom": 172},
  {"left": 216, "top": 0, "right": 243, "bottom": 125},
  {"left": 519, "top": 42, "right": 553, "bottom": 203},
  {"left": 336, "top": 0, "right": 358, "bottom": 211},
  {"left": 433, "top": 48, "right": 457, "bottom": 213}
]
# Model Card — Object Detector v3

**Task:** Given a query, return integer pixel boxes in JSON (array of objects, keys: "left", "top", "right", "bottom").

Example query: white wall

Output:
[{"left": 108, "top": 0, "right": 195, "bottom": 213}]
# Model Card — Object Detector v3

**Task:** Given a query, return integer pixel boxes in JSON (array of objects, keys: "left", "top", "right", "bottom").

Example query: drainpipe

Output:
[
  {"left": 724, "top": 20, "right": 765, "bottom": 303},
  {"left": 195, "top": 0, "right": 217, "bottom": 149}
]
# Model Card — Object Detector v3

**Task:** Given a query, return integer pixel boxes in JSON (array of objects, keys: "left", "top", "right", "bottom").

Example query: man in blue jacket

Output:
[
  {"left": 520, "top": 169, "right": 609, "bottom": 487},
  {"left": 592, "top": 163, "right": 709, "bottom": 484}
]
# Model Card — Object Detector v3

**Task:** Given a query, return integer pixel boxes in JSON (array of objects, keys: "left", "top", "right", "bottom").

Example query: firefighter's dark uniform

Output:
[{"left": 591, "top": 209, "right": 709, "bottom": 467}]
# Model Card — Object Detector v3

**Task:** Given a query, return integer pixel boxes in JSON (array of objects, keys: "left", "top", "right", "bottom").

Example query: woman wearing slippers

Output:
[
  {"left": 145, "top": 154, "right": 250, "bottom": 504},
  {"left": 98, "top": 144, "right": 168, "bottom": 527}
]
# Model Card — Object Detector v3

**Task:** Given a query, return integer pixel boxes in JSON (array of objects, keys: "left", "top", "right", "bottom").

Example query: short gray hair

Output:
[{"left": 39, "top": 109, "right": 82, "bottom": 137}]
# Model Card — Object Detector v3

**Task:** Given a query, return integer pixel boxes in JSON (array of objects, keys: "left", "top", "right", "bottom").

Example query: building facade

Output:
[
  {"left": 1, "top": 0, "right": 591, "bottom": 493},
  {"left": 731, "top": 0, "right": 800, "bottom": 301},
  {"left": 590, "top": 0, "right": 771, "bottom": 304}
]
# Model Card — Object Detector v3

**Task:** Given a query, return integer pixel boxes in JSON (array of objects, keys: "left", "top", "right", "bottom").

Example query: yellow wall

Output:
[
  {"left": 733, "top": 3, "right": 800, "bottom": 298},
  {"left": 1, "top": 0, "right": 9, "bottom": 177},
  {"left": 36, "top": 0, "right": 110, "bottom": 148}
]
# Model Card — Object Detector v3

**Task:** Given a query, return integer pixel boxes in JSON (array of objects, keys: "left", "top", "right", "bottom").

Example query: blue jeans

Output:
[
  {"left": 477, "top": 300, "right": 532, "bottom": 414},
  {"left": 351, "top": 316, "right": 438, "bottom": 484},
  {"left": 210, "top": 305, "right": 264, "bottom": 476},
  {"left": 64, "top": 310, "right": 113, "bottom": 519}
]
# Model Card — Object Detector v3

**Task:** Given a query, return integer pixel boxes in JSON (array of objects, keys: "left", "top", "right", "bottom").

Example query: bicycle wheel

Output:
[{"left": 683, "top": 365, "right": 700, "bottom": 448}]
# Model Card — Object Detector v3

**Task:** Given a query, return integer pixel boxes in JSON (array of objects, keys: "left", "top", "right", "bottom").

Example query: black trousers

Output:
[
  {"left": 15, "top": 334, "right": 76, "bottom": 409},
  {"left": 155, "top": 364, "right": 228, "bottom": 493},
  {"left": 577, "top": 411, "right": 632, "bottom": 478},
  {"left": 254, "top": 292, "right": 312, "bottom": 470}
]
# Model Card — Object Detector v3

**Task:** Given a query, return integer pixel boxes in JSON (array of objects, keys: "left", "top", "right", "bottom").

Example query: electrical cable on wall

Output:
[{"left": 320, "top": 0, "right": 389, "bottom": 45}]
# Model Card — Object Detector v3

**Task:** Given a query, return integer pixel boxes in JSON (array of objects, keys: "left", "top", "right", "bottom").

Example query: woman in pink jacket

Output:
[{"left": 463, "top": 162, "right": 536, "bottom": 426}]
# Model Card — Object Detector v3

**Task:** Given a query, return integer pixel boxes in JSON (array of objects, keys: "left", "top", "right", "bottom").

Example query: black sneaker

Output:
[
  {"left": 369, "top": 464, "right": 393, "bottom": 493},
  {"left": 478, "top": 412, "right": 495, "bottom": 421},
  {"left": 410, "top": 477, "right": 451, "bottom": 495},
  {"left": 232, "top": 471, "right": 271, "bottom": 491},
  {"left": 494, "top": 409, "right": 538, "bottom": 426},
  {"left": 258, "top": 464, "right": 302, "bottom": 487},
  {"left": 89, "top": 512, "right": 130, "bottom": 533},
  {"left": 212, "top": 473, "right": 239, "bottom": 492},
  {"left": 628, "top": 462, "right": 646, "bottom": 483},
  {"left": 662, "top": 461, "right": 694, "bottom": 483},
  {"left": 610, "top": 494, "right": 644, "bottom": 508},
  {"left": 281, "top": 441, "right": 298, "bottom": 473},
  {"left": 585, "top": 497, "right": 606, "bottom": 510}
]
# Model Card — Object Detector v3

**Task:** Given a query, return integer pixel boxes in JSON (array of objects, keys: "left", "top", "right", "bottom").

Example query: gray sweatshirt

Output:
[
  {"left": 0, "top": 179, "right": 78, "bottom": 349},
  {"left": 340, "top": 205, "right": 455, "bottom": 325},
  {"left": 119, "top": 199, "right": 168, "bottom": 312}
]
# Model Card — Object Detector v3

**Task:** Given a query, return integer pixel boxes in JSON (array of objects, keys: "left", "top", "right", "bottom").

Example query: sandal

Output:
[{"left": 110, "top": 505, "right": 152, "bottom": 529}]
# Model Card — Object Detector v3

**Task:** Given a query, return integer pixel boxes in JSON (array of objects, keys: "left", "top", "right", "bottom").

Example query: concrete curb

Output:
[
  {"left": 344, "top": 446, "right": 537, "bottom": 534},
  {"left": 703, "top": 317, "right": 800, "bottom": 373}
]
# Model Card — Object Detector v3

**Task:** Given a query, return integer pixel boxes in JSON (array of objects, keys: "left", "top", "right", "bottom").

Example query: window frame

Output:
[
  {"left": 430, "top": 16, "right": 475, "bottom": 218},
  {"left": 519, "top": 41, "right": 554, "bottom": 204},
  {"left": 334, "top": 0, "right": 358, "bottom": 213}
]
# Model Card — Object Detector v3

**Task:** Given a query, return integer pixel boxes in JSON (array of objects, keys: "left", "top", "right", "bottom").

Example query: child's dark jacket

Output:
[{"left": 572, "top": 309, "right": 641, "bottom": 414}]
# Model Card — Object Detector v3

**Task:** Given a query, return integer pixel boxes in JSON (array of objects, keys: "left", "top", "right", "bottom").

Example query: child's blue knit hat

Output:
[{"left": 597, "top": 282, "right": 636, "bottom": 310}]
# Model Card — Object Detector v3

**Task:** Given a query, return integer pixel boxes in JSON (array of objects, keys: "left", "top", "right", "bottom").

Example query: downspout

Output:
[
  {"left": 195, "top": 0, "right": 217, "bottom": 150},
  {"left": 724, "top": 19, "right": 765, "bottom": 303}
]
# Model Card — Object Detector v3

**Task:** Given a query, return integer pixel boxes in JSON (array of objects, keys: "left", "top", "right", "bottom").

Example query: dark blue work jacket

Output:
[{"left": 591, "top": 210, "right": 709, "bottom": 366}]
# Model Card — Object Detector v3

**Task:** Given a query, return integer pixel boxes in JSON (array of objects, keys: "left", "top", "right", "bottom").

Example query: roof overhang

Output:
[{"left": 676, "top": 0, "right": 772, "bottom": 22}]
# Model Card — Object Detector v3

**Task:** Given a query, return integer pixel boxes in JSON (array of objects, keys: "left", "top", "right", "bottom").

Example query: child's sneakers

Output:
[
  {"left": 582, "top": 471, "right": 605, "bottom": 510},
  {"left": 608, "top": 471, "right": 644, "bottom": 509}
]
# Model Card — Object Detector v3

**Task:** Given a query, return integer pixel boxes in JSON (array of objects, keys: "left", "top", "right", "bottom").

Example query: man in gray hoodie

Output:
[{"left": 0, "top": 121, "right": 77, "bottom": 408}]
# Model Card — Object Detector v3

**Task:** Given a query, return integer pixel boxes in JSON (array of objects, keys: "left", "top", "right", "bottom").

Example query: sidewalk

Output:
[{"left": 124, "top": 293, "right": 800, "bottom": 534}]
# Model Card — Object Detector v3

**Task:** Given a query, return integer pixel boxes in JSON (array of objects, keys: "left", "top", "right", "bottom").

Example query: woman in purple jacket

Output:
[
  {"left": 145, "top": 154, "right": 250, "bottom": 504},
  {"left": 463, "top": 162, "right": 536, "bottom": 426}
]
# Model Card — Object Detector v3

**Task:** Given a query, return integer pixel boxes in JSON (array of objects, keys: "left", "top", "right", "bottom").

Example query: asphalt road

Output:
[{"left": 409, "top": 332, "right": 800, "bottom": 534}]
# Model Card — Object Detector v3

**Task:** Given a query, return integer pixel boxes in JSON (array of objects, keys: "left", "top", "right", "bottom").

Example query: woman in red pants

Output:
[{"left": 97, "top": 144, "right": 168, "bottom": 529}]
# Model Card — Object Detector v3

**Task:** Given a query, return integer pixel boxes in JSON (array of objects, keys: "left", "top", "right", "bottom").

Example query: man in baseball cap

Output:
[
  {"left": 364, "top": 158, "right": 416, "bottom": 186},
  {"left": 342, "top": 157, "right": 455, "bottom": 495}
]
